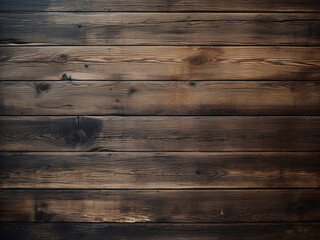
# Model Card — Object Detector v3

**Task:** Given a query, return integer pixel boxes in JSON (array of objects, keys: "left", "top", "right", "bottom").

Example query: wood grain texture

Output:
[
  {"left": 1, "top": 13, "right": 319, "bottom": 46},
  {"left": 0, "top": 189, "right": 319, "bottom": 222},
  {"left": 0, "top": 116, "right": 319, "bottom": 152},
  {"left": 1, "top": 152, "right": 319, "bottom": 189},
  {"left": 1, "top": 47, "right": 319, "bottom": 80},
  {"left": 1, "top": 0, "right": 320, "bottom": 237},
  {"left": 1, "top": 0, "right": 320, "bottom": 12},
  {"left": 1, "top": 223, "right": 320, "bottom": 240},
  {"left": 1, "top": 81, "right": 320, "bottom": 116}
]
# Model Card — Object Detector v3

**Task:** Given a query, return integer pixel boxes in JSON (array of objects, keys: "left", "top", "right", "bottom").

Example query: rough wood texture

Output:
[
  {"left": 0, "top": 0, "right": 320, "bottom": 237},
  {"left": 1, "top": 13, "right": 319, "bottom": 46},
  {"left": 1, "top": 81, "right": 320, "bottom": 116},
  {"left": 1, "top": 47, "right": 319, "bottom": 80},
  {"left": 1, "top": 116, "right": 319, "bottom": 152},
  {"left": 0, "top": 152, "right": 319, "bottom": 189},
  {"left": 1, "top": 223, "right": 320, "bottom": 240},
  {"left": 0, "top": 189, "right": 319, "bottom": 222},
  {"left": 1, "top": 0, "right": 320, "bottom": 12}
]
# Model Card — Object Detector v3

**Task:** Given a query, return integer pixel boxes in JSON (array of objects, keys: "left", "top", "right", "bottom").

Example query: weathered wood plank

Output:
[
  {"left": 1, "top": 47, "right": 319, "bottom": 80},
  {"left": 1, "top": 0, "right": 320, "bottom": 12},
  {"left": 1, "top": 223, "right": 320, "bottom": 240},
  {"left": 0, "top": 152, "right": 319, "bottom": 189},
  {"left": 0, "top": 189, "right": 319, "bottom": 222},
  {"left": 1, "top": 81, "right": 320, "bottom": 115},
  {"left": 1, "top": 13, "right": 319, "bottom": 45},
  {"left": 0, "top": 116, "right": 319, "bottom": 151}
]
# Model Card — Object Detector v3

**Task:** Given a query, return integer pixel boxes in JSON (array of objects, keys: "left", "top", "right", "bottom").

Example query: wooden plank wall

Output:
[{"left": 0, "top": 1, "right": 319, "bottom": 239}]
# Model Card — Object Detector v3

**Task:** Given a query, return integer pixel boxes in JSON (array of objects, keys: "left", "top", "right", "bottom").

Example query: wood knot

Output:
[
  {"left": 55, "top": 53, "right": 70, "bottom": 63},
  {"left": 70, "top": 130, "right": 87, "bottom": 144},
  {"left": 187, "top": 54, "right": 210, "bottom": 66},
  {"left": 36, "top": 83, "right": 50, "bottom": 94},
  {"left": 128, "top": 87, "right": 137, "bottom": 95},
  {"left": 288, "top": 82, "right": 304, "bottom": 92},
  {"left": 40, "top": 164, "right": 50, "bottom": 170},
  {"left": 61, "top": 74, "right": 72, "bottom": 81},
  {"left": 195, "top": 170, "right": 201, "bottom": 175}
]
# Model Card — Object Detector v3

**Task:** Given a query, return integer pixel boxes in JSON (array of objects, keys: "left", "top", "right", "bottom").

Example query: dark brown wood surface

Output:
[
  {"left": 1, "top": 81, "right": 320, "bottom": 115},
  {"left": 0, "top": 0, "right": 319, "bottom": 239},
  {"left": 1, "top": 47, "right": 319, "bottom": 80},
  {"left": 1, "top": 189, "right": 319, "bottom": 222},
  {"left": 1, "top": 0, "right": 320, "bottom": 12},
  {"left": 1, "top": 13, "right": 320, "bottom": 46},
  {"left": 1, "top": 223, "right": 320, "bottom": 240},
  {"left": 1, "top": 116, "right": 319, "bottom": 151},
  {"left": 1, "top": 152, "right": 319, "bottom": 189}
]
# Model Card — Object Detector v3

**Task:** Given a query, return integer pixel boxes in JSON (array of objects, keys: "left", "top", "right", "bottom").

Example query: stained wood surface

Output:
[
  {"left": 1, "top": 0, "right": 320, "bottom": 237},
  {"left": 1, "top": 13, "right": 320, "bottom": 46},
  {"left": 1, "top": 81, "right": 320, "bottom": 116},
  {"left": 1, "top": 47, "right": 319, "bottom": 80},
  {"left": 1, "top": 152, "right": 319, "bottom": 189},
  {"left": 1, "top": 223, "right": 320, "bottom": 240},
  {"left": 1, "top": 116, "right": 319, "bottom": 152},
  {"left": 0, "top": 189, "right": 319, "bottom": 222},
  {"left": 1, "top": 0, "right": 320, "bottom": 12}
]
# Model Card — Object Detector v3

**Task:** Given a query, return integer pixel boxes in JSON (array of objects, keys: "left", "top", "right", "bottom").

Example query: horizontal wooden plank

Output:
[
  {"left": 0, "top": 152, "right": 319, "bottom": 189},
  {"left": 0, "top": 189, "right": 319, "bottom": 222},
  {"left": 1, "top": 0, "right": 320, "bottom": 12},
  {"left": 0, "top": 116, "right": 319, "bottom": 151},
  {"left": 1, "top": 223, "right": 320, "bottom": 240},
  {"left": 1, "top": 13, "right": 319, "bottom": 45},
  {"left": 1, "top": 81, "right": 320, "bottom": 115},
  {"left": 1, "top": 47, "right": 319, "bottom": 80}
]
